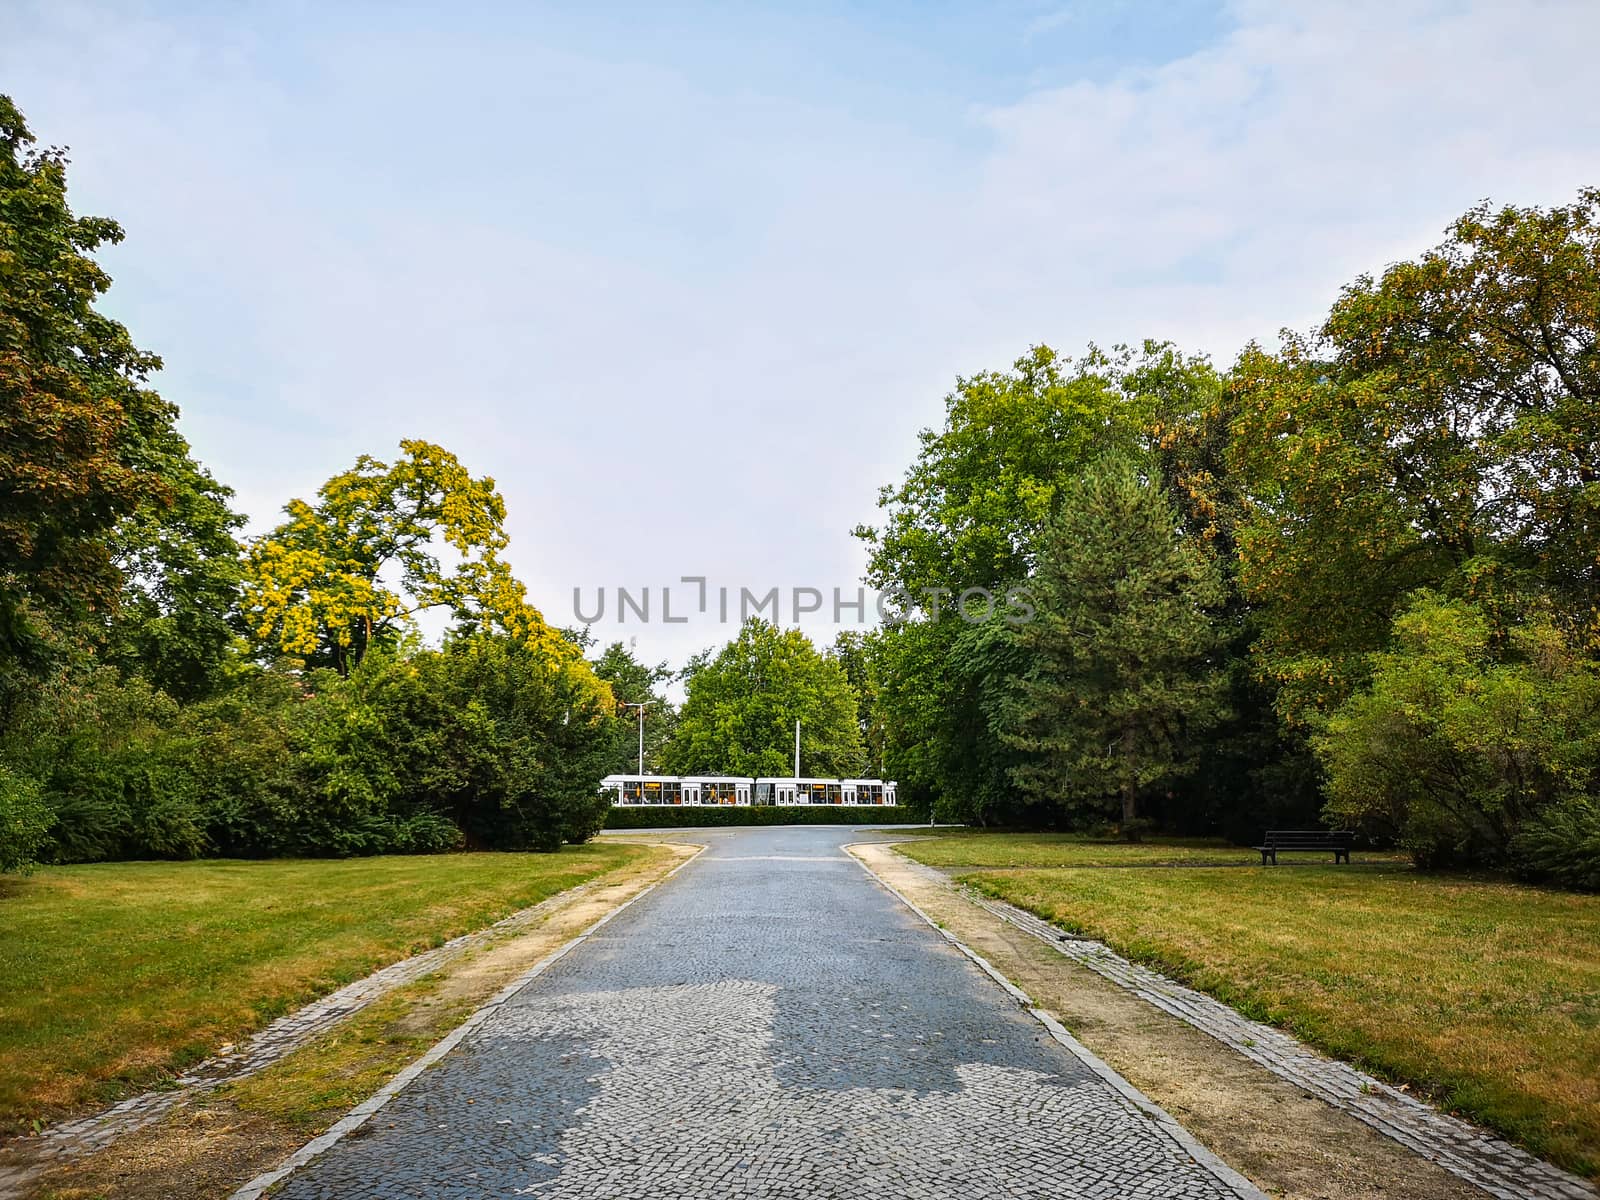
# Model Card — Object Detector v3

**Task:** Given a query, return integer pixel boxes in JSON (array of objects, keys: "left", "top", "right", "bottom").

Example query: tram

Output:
[{"left": 601, "top": 775, "right": 896, "bottom": 807}]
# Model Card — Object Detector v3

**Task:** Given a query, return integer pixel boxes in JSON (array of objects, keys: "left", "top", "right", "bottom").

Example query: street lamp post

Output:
[{"left": 622, "top": 701, "right": 655, "bottom": 775}]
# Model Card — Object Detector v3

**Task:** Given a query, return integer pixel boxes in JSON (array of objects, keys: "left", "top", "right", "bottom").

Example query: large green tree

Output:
[
  {"left": 663, "top": 620, "right": 864, "bottom": 777},
  {"left": 1230, "top": 189, "right": 1600, "bottom": 720},
  {"left": 1147, "top": 344, "right": 1325, "bottom": 839},
  {"left": 0, "top": 96, "right": 177, "bottom": 708},
  {"left": 1004, "top": 456, "right": 1228, "bottom": 834},
  {"left": 856, "top": 342, "right": 1209, "bottom": 821}
]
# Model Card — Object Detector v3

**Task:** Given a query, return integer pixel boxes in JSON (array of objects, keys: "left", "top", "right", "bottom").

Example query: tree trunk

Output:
[{"left": 1120, "top": 723, "right": 1139, "bottom": 841}]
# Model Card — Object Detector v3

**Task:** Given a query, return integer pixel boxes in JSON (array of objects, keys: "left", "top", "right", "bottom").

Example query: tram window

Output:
[
  {"left": 755, "top": 782, "right": 772, "bottom": 805},
  {"left": 825, "top": 783, "right": 842, "bottom": 804}
]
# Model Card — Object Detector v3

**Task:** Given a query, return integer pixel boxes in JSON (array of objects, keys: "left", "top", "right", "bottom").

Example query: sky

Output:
[{"left": 4, "top": 0, "right": 1598, "bottom": 674}]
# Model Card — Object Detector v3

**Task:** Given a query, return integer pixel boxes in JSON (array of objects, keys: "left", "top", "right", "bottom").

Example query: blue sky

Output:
[{"left": 4, "top": 0, "right": 1597, "bottom": 670}]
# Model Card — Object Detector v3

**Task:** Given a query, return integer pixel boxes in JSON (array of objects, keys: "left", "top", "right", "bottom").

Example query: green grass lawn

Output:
[
  {"left": 899, "top": 832, "right": 1600, "bottom": 1177},
  {"left": 0, "top": 845, "right": 645, "bottom": 1133}
]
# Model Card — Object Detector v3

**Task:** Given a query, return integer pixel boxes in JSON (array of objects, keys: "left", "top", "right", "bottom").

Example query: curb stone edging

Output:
[
  {"left": 844, "top": 844, "right": 1271, "bottom": 1200},
  {"left": 229, "top": 843, "right": 707, "bottom": 1200}
]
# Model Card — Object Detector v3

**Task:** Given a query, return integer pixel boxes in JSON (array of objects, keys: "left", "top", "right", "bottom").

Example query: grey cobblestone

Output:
[
  {"left": 263, "top": 829, "right": 1261, "bottom": 1198},
  {"left": 921, "top": 858, "right": 1597, "bottom": 1200}
]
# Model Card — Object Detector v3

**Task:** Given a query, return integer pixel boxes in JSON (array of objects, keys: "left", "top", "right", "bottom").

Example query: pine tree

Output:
[{"left": 1005, "top": 456, "right": 1227, "bottom": 835}]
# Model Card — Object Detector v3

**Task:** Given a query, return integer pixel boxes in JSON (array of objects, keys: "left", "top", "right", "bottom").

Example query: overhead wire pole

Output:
[
  {"left": 794, "top": 718, "right": 800, "bottom": 777},
  {"left": 622, "top": 701, "right": 655, "bottom": 775}
]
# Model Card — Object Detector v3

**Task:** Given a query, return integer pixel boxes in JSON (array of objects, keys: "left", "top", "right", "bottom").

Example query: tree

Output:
[
  {"left": 0, "top": 96, "right": 175, "bottom": 707},
  {"left": 1004, "top": 456, "right": 1228, "bottom": 835},
  {"left": 856, "top": 344, "right": 1143, "bottom": 598},
  {"left": 591, "top": 640, "right": 677, "bottom": 774},
  {"left": 103, "top": 426, "right": 245, "bottom": 701},
  {"left": 1317, "top": 593, "right": 1600, "bottom": 868},
  {"left": 856, "top": 342, "right": 1206, "bottom": 822},
  {"left": 428, "top": 635, "right": 617, "bottom": 850},
  {"left": 1229, "top": 189, "right": 1600, "bottom": 719},
  {"left": 855, "top": 345, "right": 1142, "bottom": 818},
  {"left": 826, "top": 631, "right": 884, "bottom": 777},
  {"left": 1147, "top": 344, "right": 1325, "bottom": 840},
  {"left": 242, "top": 440, "right": 535, "bottom": 674},
  {"left": 663, "top": 620, "right": 864, "bottom": 777}
]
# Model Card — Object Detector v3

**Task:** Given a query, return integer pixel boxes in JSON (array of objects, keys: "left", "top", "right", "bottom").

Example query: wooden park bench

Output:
[{"left": 1254, "top": 829, "right": 1353, "bottom": 865}]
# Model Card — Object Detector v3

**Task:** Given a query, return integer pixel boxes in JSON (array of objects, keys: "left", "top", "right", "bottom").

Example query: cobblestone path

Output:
[{"left": 265, "top": 828, "right": 1260, "bottom": 1199}]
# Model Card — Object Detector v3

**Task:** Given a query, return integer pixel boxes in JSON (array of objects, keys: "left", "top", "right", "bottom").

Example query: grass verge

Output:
[
  {"left": 903, "top": 833, "right": 1600, "bottom": 1177},
  {"left": 0, "top": 845, "right": 647, "bottom": 1134}
]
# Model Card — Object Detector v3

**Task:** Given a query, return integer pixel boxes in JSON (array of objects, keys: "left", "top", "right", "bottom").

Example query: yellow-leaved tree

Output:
[{"left": 242, "top": 440, "right": 578, "bottom": 677}]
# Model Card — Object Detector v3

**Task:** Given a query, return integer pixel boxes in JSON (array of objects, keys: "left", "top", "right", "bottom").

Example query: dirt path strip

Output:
[
  {"left": 848, "top": 841, "right": 1573, "bottom": 1200},
  {"left": 1, "top": 841, "right": 700, "bottom": 1200}
]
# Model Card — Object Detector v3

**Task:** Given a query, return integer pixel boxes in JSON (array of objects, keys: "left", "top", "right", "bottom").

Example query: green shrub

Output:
[
  {"left": 3, "top": 634, "right": 620, "bottom": 863},
  {"left": 11, "top": 671, "right": 210, "bottom": 862},
  {"left": 416, "top": 636, "right": 617, "bottom": 852},
  {"left": 185, "top": 672, "right": 303, "bottom": 856},
  {"left": 1319, "top": 594, "right": 1600, "bottom": 869},
  {"left": 1511, "top": 800, "right": 1600, "bottom": 892},
  {"left": 394, "top": 808, "right": 467, "bottom": 853},
  {"left": 0, "top": 763, "right": 51, "bottom": 873},
  {"left": 603, "top": 805, "right": 913, "bottom": 830}
]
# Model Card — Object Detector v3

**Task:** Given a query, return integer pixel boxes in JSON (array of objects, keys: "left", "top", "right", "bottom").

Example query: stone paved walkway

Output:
[{"left": 256, "top": 828, "right": 1262, "bottom": 1199}]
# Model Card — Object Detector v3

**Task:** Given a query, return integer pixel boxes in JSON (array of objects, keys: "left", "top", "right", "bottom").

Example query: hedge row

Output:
[{"left": 603, "top": 805, "right": 922, "bottom": 829}]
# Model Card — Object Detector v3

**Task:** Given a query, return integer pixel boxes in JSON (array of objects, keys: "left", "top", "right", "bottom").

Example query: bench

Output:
[{"left": 1254, "top": 829, "right": 1353, "bottom": 865}]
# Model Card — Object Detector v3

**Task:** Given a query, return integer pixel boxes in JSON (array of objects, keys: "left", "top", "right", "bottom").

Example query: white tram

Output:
[{"left": 601, "top": 775, "right": 896, "bottom": 807}]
